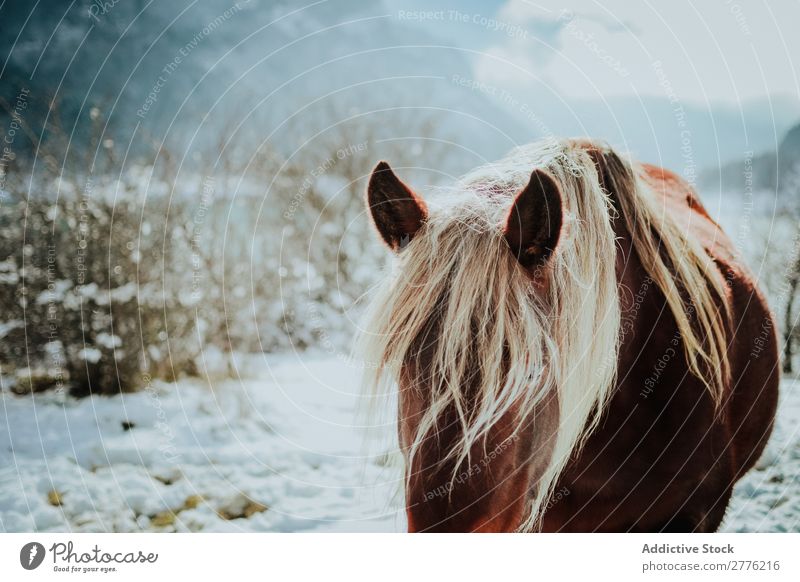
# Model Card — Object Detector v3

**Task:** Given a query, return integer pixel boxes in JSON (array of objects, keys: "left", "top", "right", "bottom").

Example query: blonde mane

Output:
[{"left": 358, "top": 138, "right": 729, "bottom": 530}]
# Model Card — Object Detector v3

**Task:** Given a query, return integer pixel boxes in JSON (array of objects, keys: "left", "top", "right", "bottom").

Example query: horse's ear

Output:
[
  {"left": 367, "top": 161, "right": 427, "bottom": 251},
  {"left": 503, "top": 169, "right": 563, "bottom": 269}
]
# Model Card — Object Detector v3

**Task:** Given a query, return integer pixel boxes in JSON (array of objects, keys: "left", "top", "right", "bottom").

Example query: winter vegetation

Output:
[{"left": 0, "top": 102, "right": 450, "bottom": 396}]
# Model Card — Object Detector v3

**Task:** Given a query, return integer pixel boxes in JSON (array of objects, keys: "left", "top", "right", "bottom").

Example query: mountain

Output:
[{"left": 699, "top": 121, "right": 800, "bottom": 195}]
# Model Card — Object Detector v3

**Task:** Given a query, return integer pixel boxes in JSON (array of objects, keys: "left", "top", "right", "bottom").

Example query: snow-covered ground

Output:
[
  {"left": 0, "top": 354, "right": 798, "bottom": 532},
  {"left": 0, "top": 354, "right": 405, "bottom": 532}
]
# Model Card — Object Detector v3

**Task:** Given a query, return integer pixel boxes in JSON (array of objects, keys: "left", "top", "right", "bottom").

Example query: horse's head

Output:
[
  {"left": 360, "top": 139, "right": 732, "bottom": 532},
  {"left": 361, "top": 159, "right": 572, "bottom": 532}
]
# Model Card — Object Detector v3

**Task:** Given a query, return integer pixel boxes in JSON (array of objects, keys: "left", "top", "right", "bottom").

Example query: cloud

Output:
[{"left": 474, "top": 0, "right": 800, "bottom": 105}]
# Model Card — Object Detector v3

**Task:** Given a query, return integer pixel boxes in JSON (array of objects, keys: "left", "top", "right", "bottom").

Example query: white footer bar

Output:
[{"left": 1, "top": 533, "right": 798, "bottom": 581}]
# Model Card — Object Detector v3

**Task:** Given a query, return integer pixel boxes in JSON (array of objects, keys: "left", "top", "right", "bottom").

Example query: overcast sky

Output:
[{"left": 388, "top": 0, "right": 800, "bottom": 106}]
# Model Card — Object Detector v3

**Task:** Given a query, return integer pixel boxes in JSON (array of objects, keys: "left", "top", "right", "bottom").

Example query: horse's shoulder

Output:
[
  {"left": 639, "top": 163, "right": 708, "bottom": 216},
  {"left": 638, "top": 162, "right": 757, "bottom": 305}
]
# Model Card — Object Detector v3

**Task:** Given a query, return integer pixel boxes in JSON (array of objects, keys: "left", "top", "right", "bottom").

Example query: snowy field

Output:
[
  {"left": 0, "top": 354, "right": 405, "bottom": 533},
  {"left": 1, "top": 354, "right": 798, "bottom": 533}
]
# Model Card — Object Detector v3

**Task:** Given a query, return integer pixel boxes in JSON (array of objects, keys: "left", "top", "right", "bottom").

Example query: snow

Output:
[
  {"left": 0, "top": 320, "right": 21, "bottom": 339},
  {"left": 0, "top": 354, "right": 404, "bottom": 533},
  {"left": 720, "top": 379, "right": 800, "bottom": 532},
  {"left": 0, "top": 355, "right": 797, "bottom": 532},
  {"left": 77, "top": 348, "right": 102, "bottom": 364}
]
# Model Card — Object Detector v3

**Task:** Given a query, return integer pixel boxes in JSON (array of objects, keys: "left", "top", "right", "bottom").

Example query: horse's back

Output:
[
  {"left": 641, "top": 163, "right": 780, "bottom": 480},
  {"left": 640, "top": 163, "right": 734, "bottom": 264},
  {"left": 543, "top": 156, "right": 780, "bottom": 532}
]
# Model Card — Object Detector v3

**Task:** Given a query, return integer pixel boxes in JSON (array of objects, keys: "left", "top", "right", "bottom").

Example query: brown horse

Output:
[{"left": 360, "top": 138, "right": 779, "bottom": 532}]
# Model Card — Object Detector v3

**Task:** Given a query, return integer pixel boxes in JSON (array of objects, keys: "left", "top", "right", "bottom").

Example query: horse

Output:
[{"left": 359, "top": 138, "right": 779, "bottom": 532}]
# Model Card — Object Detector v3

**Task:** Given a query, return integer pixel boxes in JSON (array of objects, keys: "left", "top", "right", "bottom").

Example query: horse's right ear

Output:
[
  {"left": 503, "top": 169, "right": 563, "bottom": 269},
  {"left": 366, "top": 161, "right": 427, "bottom": 251}
]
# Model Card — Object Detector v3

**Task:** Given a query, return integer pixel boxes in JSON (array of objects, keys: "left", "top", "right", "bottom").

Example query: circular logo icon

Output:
[{"left": 20, "top": 542, "right": 46, "bottom": 570}]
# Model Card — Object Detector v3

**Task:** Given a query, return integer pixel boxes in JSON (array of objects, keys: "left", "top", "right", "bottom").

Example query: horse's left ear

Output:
[
  {"left": 503, "top": 169, "right": 563, "bottom": 269},
  {"left": 367, "top": 161, "right": 427, "bottom": 251}
]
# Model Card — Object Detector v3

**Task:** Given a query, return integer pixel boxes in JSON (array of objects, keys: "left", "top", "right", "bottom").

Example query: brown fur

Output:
[
  {"left": 365, "top": 140, "right": 779, "bottom": 532},
  {"left": 539, "top": 151, "right": 779, "bottom": 532}
]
